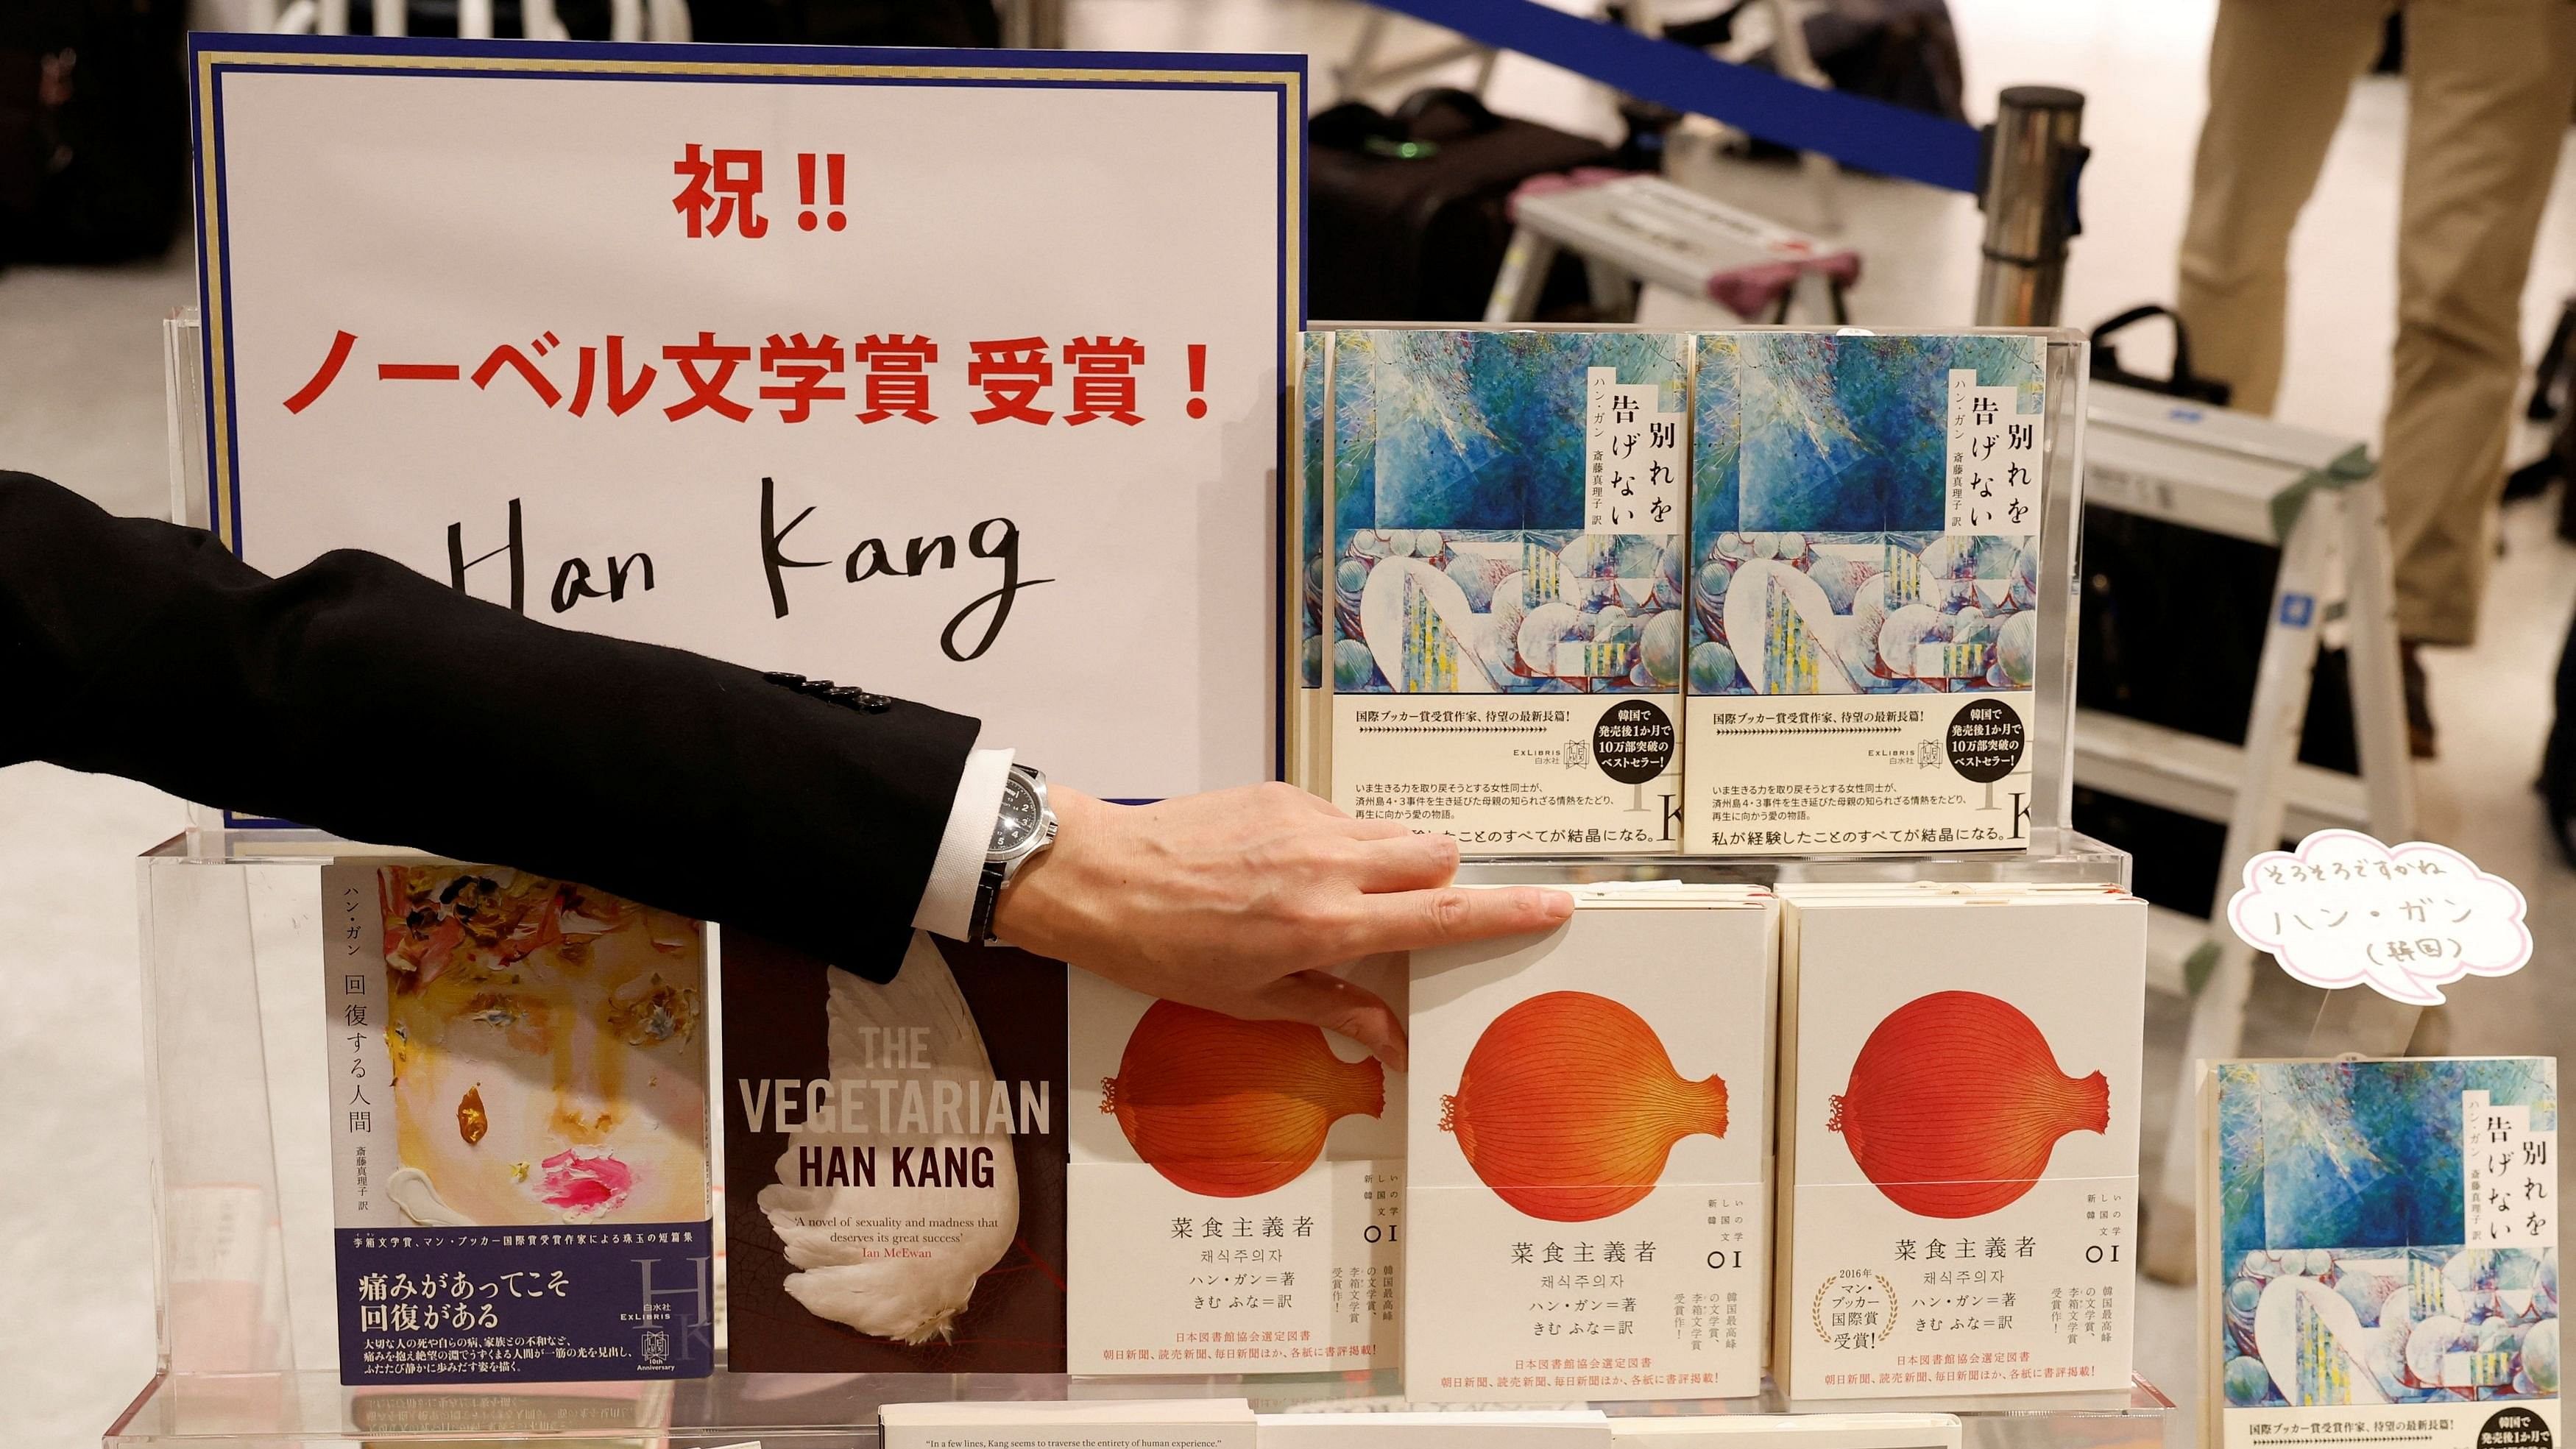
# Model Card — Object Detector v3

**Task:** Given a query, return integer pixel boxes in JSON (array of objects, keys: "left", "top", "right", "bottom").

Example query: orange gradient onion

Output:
[
  {"left": 1440, "top": 991, "right": 1728, "bottom": 1222},
  {"left": 1104, "top": 999, "right": 1385, "bottom": 1197},
  {"left": 1830, "top": 990, "right": 2108, "bottom": 1219}
]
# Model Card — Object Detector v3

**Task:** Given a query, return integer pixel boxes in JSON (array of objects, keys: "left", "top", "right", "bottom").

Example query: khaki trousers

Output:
[{"left": 2176, "top": 0, "right": 2576, "bottom": 645}]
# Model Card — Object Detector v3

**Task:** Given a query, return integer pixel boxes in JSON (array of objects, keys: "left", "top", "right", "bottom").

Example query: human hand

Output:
[{"left": 989, "top": 782, "right": 1573, "bottom": 1071}]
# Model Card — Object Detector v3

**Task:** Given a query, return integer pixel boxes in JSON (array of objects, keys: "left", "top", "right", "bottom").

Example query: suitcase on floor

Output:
[
  {"left": 1657, "top": 0, "right": 1968, "bottom": 163},
  {"left": 1309, "top": 87, "right": 1619, "bottom": 322},
  {"left": 0, "top": 0, "right": 187, "bottom": 267}
]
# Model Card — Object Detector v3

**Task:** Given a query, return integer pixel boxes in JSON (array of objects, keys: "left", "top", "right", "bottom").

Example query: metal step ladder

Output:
[
  {"left": 2084, "top": 384, "right": 2422, "bottom": 1282},
  {"left": 1483, "top": 171, "right": 1857, "bottom": 325}
]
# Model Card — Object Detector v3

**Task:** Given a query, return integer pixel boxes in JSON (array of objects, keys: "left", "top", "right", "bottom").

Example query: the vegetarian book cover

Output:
[{"left": 721, "top": 929, "right": 1069, "bottom": 1371}]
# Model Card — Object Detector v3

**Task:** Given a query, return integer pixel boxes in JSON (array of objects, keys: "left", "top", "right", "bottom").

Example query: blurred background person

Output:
[{"left": 2175, "top": 0, "right": 2576, "bottom": 757}]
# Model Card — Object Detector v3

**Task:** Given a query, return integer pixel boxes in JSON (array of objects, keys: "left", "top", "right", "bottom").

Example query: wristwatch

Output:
[{"left": 970, "top": 762, "right": 1058, "bottom": 946}]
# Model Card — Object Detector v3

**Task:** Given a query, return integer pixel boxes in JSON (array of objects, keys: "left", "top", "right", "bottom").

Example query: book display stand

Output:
[
  {"left": 117, "top": 315, "right": 2173, "bottom": 1447},
  {"left": 120, "top": 829, "right": 2166, "bottom": 1449}
]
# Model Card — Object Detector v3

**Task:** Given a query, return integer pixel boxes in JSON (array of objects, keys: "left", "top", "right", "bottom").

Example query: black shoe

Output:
[
  {"left": 2504, "top": 451, "right": 2561, "bottom": 501},
  {"left": 2401, "top": 641, "right": 2436, "bottom": 760}
]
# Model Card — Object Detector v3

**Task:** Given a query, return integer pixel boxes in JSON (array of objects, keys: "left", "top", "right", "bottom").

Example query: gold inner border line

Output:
[{"left": 194, "top": 47, "right": 1303, "bottom": 551}]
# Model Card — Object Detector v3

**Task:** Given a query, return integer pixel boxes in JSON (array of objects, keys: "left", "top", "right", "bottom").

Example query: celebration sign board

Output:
[{"left": 191, "top": 35, "right": 1299, "bottom": 816}]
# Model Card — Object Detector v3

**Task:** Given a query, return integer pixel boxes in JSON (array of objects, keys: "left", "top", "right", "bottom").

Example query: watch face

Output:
[{"left": 990, "top": 771, "right": 1041, "bottom": 854}]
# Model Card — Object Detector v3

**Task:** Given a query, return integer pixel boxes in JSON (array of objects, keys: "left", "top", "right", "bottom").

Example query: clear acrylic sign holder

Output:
[{"left": 114, "top": 314, "right": 2167, "bottom": 1448}]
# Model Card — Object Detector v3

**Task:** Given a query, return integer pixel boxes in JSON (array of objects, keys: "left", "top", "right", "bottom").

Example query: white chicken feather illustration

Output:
[{"left": 757, "top": 932, "right": 1019, "bottom": 1345}]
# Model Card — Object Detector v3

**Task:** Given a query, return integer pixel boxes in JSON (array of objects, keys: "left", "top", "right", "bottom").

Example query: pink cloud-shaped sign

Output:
[{"left": 2226, "top": 829, "right": 2531, "bottom": 1005}]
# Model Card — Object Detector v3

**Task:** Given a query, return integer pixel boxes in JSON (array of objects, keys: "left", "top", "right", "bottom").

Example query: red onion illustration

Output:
[
  {"left": 1829, "top": 990, "right": 2108, "bottom": 1218},
  {"left": 1103, "top": 999, "right": 1384, "bottom": 1197},
  {"left": 1441, "top": 991, "right": 1729, "bottom": 1222}
]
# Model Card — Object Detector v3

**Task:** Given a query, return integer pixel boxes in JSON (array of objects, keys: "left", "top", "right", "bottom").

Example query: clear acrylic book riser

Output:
[{"left": 121, "top": 831, "right": 2162, "bottom": 1449}]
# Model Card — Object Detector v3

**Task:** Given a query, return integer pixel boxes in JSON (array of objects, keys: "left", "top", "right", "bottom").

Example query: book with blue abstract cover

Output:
[
  {"left": 1683, "top": 331, "right": 2047, "bottom": 856},
  {"left": 2201, "top": 1057, "right": 2561, "bottom": 1449},
  {"left": 1291, "top": 330, "right": 1332, "bottom": 794},
  {"left": 1327, "top": 329, "right": 1688, "bottom": 854}
]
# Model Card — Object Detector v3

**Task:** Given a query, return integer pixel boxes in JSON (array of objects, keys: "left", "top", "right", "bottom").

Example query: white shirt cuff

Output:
[{"left": 914, "top": 746, "right": 1013, "bottom": 940}]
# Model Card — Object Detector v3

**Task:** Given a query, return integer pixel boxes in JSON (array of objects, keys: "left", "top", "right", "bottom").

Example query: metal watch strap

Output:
[{"left": 969, "top": 857, "right": 1010, "bottom": 945}]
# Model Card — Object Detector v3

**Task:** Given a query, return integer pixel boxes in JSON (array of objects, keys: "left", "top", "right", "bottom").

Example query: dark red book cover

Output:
[{"left": 721, "top": 932, "right": 1066, "bottom": 1371}]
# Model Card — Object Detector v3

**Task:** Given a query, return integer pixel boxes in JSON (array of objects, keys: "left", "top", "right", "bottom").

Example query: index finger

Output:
[
  {"left": 1337, "top": 884, "right": 1574, "bottom": 958},
  {"left": 1248, "top": 970, "right": 1409, "bottom": 1072}
]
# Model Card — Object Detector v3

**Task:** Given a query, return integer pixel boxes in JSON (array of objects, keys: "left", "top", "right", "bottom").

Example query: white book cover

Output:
[
  {"left": 1067, "top": 961, "right": 1405, "bottom": 1372},
  {"left": 2201, "top": 1057, "right": 2560, "bottom": 1449},
  {"left": 1774, "top": 890, "right": 2145, "bottom": 1404},
  {"left": 1258, "top": 1409, "right": 1610, "bottom": 1449},
  {"left": 1407, "top": 896, "right": 1776, "bottom": 1400},
  {"left": 1607, "top": 1411, "right": 1961, "bottom": 1448},
  {"left": 1682, "top": 332, "right": 2048, "bottom": 856},
  {"left": 882, "top": 1397, "right": 1256, "bottom": 1449}
]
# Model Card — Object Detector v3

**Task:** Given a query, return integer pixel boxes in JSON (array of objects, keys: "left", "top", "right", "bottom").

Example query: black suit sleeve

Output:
[{"left": 0, "top": 470, "right": 974, "bottom": 982}]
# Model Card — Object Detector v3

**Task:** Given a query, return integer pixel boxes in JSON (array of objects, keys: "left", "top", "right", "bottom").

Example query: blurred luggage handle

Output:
[
  {"left": 1393, "top": 86, "right": 1505, "bottom": 135},
  {"left": 2090, "top": 302, "right": 2233, "bottom": 408},
  {"left": 1312, "top": 87, "right": 1509, "bottom": 162}
]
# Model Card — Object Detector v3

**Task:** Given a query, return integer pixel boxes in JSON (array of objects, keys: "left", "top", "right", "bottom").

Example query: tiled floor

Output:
[{"left": 7, "top": 1, "right": 2576, "bottom": 1442}]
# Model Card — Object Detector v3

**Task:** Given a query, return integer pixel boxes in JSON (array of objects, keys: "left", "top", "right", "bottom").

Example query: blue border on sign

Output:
[
  {"left": 192, "top": 29, "right": 1306, "bottom": 70},
  {"left": 188, "top": 33, "right": 1303, "bottom": 825}
]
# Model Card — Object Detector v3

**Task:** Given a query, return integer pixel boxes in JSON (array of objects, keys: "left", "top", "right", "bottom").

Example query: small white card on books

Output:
[
  {"left": 1067, "top": 960, "right": 1406, "bottom": 1372},
  {"left": 880, "top": 1398, "right": 1256, "bottom": 1449},
  {"left": 1407, "top": 891, "right": 1777, "bottom": 1400},
  {"left": 1259, "top": 1409, "right": 1610, "bottom": 1449},
  {"left": 1608, "top": 1411, "right": 1961, "bottom": 1448},
  {"left": 1774, "top": 888, "right": 2145, "bottom": 1404}
]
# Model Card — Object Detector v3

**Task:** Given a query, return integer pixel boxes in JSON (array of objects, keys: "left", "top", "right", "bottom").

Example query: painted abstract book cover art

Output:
[
  {"left": 1328, "top": 328, "right": 1689, "bottom": 854},
  {"left": 1301, "top": 330, "right": 1329, "bottom": 695},
  {"left": 1684, "top": 331, "right": 2048, "bottom": 857},
  {"left": 722, "top": 930, "right": 1069, "bottom": 1373},
  {"left": 2204, "top": 1057, "right": 2560, "bottom": 1449},
  {"left": 321, "top": 861, "right": 714, "bottom": 1384},
  {"left": 1292, "top": 329, "right": 1333, "bottom": 794},
  {"left": 1406, "top": 895, "right": 1775, "bottom": 1400},
  {"left": 1065, "top": 960, "right": 1404, "bottom": 1372}
]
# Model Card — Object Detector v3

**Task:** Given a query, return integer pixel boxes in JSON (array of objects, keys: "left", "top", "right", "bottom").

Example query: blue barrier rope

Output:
[{"left": 1356, "top": 0, "right": 1984, "bottom": 194}]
